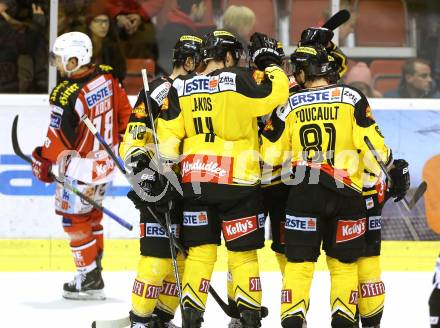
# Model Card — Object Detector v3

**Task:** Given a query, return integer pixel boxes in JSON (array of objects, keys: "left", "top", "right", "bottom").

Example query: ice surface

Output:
[{"left": 0, "top": 271, "right": 432, "bottom": 327}]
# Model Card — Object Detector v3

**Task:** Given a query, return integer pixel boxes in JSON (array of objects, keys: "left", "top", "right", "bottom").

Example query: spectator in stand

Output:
[
  {"left": 222, "top": 5, "right": 255, "bottom": 46},
  {"left": 82, "top": 1, "right": 127, "bottom": 82},
  {"left": 106, "top": 0, "right": 163, "bottom": 59},
  {"left": 0, "top": 0, "right": 49, "bottom": 93},
  {"left": 344, "top": 62, "right": 382, "bottom": 97},
  {"left": 385, "top": 58, "right": 440, "bottom": 98},
  {"left": 157, "top": 0, "right": 206, "bottom": 74},
  {"left": 0, "top": 0, "right": 19, "bottom": 92},
  {"left": 58, "top": 0, "right": 92, "bottom": 35}
]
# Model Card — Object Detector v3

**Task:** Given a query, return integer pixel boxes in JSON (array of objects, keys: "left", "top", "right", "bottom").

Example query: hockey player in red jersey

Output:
[{"left": 31, "top": 31, "right": 131, "bottom": 300}]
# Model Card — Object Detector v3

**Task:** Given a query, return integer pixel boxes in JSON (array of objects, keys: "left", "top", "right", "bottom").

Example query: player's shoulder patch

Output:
[
  {"left": 341, "top": 86, "right": 362, "bottom": 105},
  {"left": 97, "top": 64, "right": 114, "bottom": 74},
  {"left": 252, "top": 69, "right": 265, "bottom": 85},
  {"left": 150, "top": 80, "right": 172, "bottom": 106},
  {"left": 50, "top": 80, "right": 80, "bottom": 107},
  {"left": 132, "top": 101, "right": 147, "bottom": 118}
]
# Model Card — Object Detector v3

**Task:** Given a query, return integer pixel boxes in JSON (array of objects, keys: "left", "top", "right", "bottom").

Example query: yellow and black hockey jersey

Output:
[
  {"left": 156, "top": 65, "right": 289, "bottom": 185},
  {"left": 119, "top": 76, "right": 173, "bottom": 163},
  {"left": 261, "top": 84, "right": 391, "bottom": 195}
]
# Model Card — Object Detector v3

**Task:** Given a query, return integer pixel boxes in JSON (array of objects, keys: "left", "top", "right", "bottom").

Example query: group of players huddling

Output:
[{"left": 31, "top": 18, "right": 411, "bottom": 328}]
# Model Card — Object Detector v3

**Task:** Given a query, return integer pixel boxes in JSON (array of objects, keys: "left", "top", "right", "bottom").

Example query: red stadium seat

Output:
[
  {"left": 370, "top": 59, "right": 405, "bottom": 77},
  {"left": 224, "top": 0, "right": 277, "bottom": 37},
  {"left": 124, "top": 59, "right": 156, "bottom": 95},
  {"left": 356, "top": 0, "right": 407, "bottom": 46},
  {"left": 373, "top": 74, "right": 401, "bottom": 95},
  {"left": 290, "top": 0, "right": 329, "bottom": 45}
]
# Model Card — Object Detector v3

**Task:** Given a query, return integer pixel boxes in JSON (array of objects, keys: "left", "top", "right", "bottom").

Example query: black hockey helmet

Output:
[
  {"left": 201, "top": 30, "right": 243, "bottom": 63},
  {"left": 290, "top": 45, "right": 333, "bottom": 78},
  {"left": 172, "top": 35, "right": 203, "bottom": 67}
]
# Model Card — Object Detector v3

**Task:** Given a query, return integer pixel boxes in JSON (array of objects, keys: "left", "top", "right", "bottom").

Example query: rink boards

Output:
[{"left": 1, "top": 95, "right": 440, "bottom": 274}]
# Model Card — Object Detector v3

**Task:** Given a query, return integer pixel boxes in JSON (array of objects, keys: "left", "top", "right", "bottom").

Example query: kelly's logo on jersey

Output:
[
  {"left": 336, "top": 218, "right": 366, "bottom": 243},
  {"left": 85, "top": 80, "right": 113, "bottom": 108},
  {"left": 285, "top": 216, "right": 317, "bottom": 231},
  {"left": 222, "top": 216, "right": 258, "bottom": 241},
  {"left": 183, "top": 211, "right": 208, "bottom": 226}
]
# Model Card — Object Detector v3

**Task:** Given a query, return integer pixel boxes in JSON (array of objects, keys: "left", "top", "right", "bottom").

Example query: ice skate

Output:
[{"left": 62, "top": 267, "right": 105, "bottom": 300}]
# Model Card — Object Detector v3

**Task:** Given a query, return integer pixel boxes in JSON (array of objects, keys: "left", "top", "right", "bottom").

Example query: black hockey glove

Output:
[
  {"left": 249, "top": 32, "right": 283, "bottom": 70},
  {"left": 299, "top": 27, "right": 334, "bottom": 47},
  {"left": 127, "top": 155, "right": 181, "bottom": 214},
  {"left": 388, "top": 159, "right": 410, "bottom": 202}
]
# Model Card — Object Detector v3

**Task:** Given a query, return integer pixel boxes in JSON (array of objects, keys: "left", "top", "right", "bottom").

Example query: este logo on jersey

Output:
[
  {"left": 336, "top": 218, "right": 366, "bottom": 243},
  {"left": 222, "top": 216, "right": 258, "bottom": 241},
  {"left": 140, "top": 222, "right": 180, "bottom": 238},
  {"left": 183, "top": 211, "right": 208, "bottom": 226},
  {"left": 290, "top": 90, "right": 330, "bottom": 107},
  {"left": 85, "top": 80, "right": 113, "bottom": 108},
  {"left": 368, "top": 216, "right": 381, "bottom": 230},
  {"left": 285, "top": 215, "right": 317, "bottom": 231}
]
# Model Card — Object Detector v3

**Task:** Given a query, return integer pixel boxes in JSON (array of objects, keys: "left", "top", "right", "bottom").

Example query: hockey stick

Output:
[
  {"left": 364, "top": 136, "right": 426, "bottom": 210},
  {"left": 84, "top": 91, "right": 241, "bottom": 325},
  {"left": 363, "top": 136, "right": 421, "bottom": 240},
  {"left": 11, "top": 115, "right": 133, "bottom": 231},
  {"left": 322, "top": 9, "right": 351, "bottom": 31}
]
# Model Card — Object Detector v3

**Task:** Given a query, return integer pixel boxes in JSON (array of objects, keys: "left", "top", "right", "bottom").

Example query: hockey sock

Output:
[
  {"left": 132, "top": 256, "right": 173, "bottom": 317},
  {"left": 281, "top": 261, "right": 314, "bottom": 324},
  {"left": 228, "top": 249, "right": 262, "bottom": 313},
  {"left": 358, "top": 256, "right": 385, "bottom": 327},
  {"left": 430, "top": 288, "right": 440, "bottom": 327},
  {"left": 226, "top": 269, "right": 241, "bottom": 318},
  {"left": 275, "top": 252, "right": 287, "bottom": 275},
  {"left": 326, "top": 256, "right": 358, "bottom": 327},
  {"left": 181, "top": 244, "right": 217, "bottom": 312},
  {"left": 92, "top": 224, "right": 104, "bottom": 255},
  {"left": 156, "top": 252, "right": 185, "bottom": 317}
]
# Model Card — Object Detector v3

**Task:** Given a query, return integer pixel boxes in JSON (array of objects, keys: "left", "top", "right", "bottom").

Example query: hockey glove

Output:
[
  {"left": 299, "top": 27, "right": 334, "bottom": 47},
  {"left": 249, "top": 32, "right": 283, "bottom": 70},
  {"left": 388, "top": 159, "right": 410, "bottom": 202},
  {"left": 31, "top": 146, "right": 54, "bottom": 183},
  {"left": 127, "top": 166, "right": 181, "bottom": 214}
]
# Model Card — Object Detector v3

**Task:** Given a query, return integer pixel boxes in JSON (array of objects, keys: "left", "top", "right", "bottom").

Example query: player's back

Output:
[
  {"left": 159, "top": 65, "right": 289, "bottom": 185},
  {"left": 281, "top": 84, "right": 382, "bottom": 194}
]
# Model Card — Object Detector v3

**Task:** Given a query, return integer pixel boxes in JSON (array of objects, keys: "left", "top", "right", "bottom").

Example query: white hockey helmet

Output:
[{"left": 51, "top": 31, "right": 93, "bottom": 73}]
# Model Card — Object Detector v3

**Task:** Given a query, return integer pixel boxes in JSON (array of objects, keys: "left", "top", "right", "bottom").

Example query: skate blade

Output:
[{"left": 63, "top": 289, "right": 106, "bottom": 300}]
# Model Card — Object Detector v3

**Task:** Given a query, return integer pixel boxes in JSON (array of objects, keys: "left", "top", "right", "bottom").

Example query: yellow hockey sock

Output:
[
  {"left": 281, "top": 261, "right": 314, "bottom": 322},
  {"left": 132, "top": 256, "right": 173, "bottom": 317},
  {"left": 156, "top": 252, "right": 186, "bottom": 317},
  {"left": 326, "top": 256, "right": 358, "bottom": 325},
  {"left": 275, "top": 252, "right": 287, "bottom": 276},
  {"left": 228, "top": 249, "right": 262, "bottom": 312},
  {"left": 358, "top": 256, "right": 385, "bottom": 321},
  {"left": 181, "top": 244, "right": 217, "bottom": 312}
]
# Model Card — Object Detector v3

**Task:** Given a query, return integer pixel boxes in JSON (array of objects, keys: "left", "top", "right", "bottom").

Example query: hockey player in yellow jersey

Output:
[
  {"left": 261, "top": 45, "right": 392, "bottom": 328},
  {"left": 119, "top": 35, "right": 203, "bottom": 328},
  {"left": 156, "top": 30, "right": 289, "bottom": 327}
]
